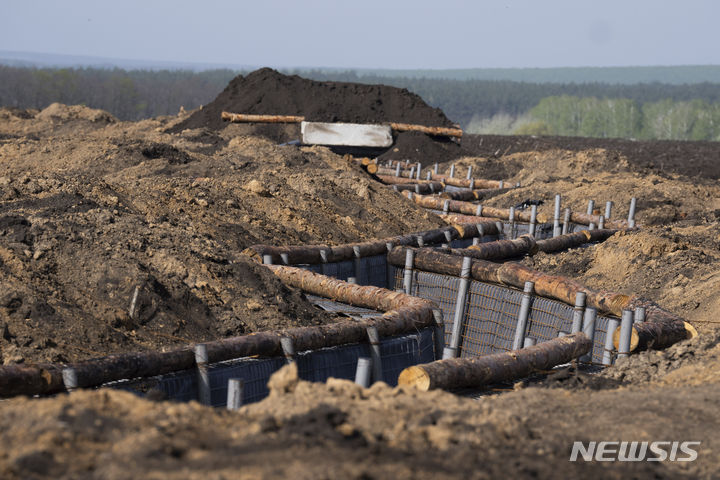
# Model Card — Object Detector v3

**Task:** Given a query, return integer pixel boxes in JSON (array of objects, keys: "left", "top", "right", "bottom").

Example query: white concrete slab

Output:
[{"left": 301, "top": 121, "right": 393, "bottom": 147}]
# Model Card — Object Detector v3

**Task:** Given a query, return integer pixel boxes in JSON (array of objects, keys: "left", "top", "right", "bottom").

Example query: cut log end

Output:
[
  {"left": 685, "top": 322, "right": 698, "bottom": 340},
  {"left": 366, "top": 164, "right": 379, "bottom": 174},
  {"left": 397, "top": 365, "right": 431, "bottom": 391}
]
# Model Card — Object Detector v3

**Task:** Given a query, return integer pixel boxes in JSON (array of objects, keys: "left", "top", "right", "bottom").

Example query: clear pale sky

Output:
[{"left": 1, "top": 0, "right": 718, "bottom": 69}]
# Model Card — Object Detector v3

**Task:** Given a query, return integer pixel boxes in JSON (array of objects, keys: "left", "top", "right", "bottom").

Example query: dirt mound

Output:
[
  {"left": 462, "top": 133, "right": 720, "bottom": 180},
  {"left": 35, "top": 103, "right": 116, "bottom": 124},
  {"left": 171, "top": 68, "right": 455, "bottom": 133},
  {"left": 0, "top": 107, "right": 443, "bottom": 363},
  {"left": 0, "top": 364, "right": 717, "bottom": 479}
]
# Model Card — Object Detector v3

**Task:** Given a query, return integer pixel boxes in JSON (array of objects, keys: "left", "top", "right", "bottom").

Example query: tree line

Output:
[{"left": 2, "top": 65, "right": 720, "bottom": 141}]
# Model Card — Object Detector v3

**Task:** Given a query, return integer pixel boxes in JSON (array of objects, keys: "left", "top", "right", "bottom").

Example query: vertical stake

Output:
[
  {"left": 62, "top": 367, "right": 78, "bottom": 393},
  {"left": 602, "top": 318, "right": 620, "bottom": 365},
  {"left": 194, "top": 344, "right": 211, "bottom": 406},
  {"left": 354, "top": 357, "right": 372, "bottom": 388},
  {"left": 553, "top": 194, "right": 562, "bottom": 237},
  {"left": 628, "top": 197, "right": 637, "bottom": 228},
  {"left": 580, "top": 307, "right": 597, "bottom": 363},
  {"left": 449, "top": 164, "right": 455, "bottom": 178},
  {"left": 366, "top": 326, "right": 383, "bottom": 383},
  {"left": 466, "top": 165, "right": 473, "bottom": 180},
  {"left": 571, "top": 292, "right": 586, "bottom": 334},
  {"left": 226, "top": 378, "right": 244, "bottom": 410},
  {"left": 512, "top": 281, "right": 535, "bottom": 350},
  {"left": 605, "top": 201, "right": 613, "bottom": 220},
  {"left": 587, "top": 199, "right": 595, "bottom": 215},
  {"left": 562, "top": 208, "right": 571, "bottom": 235},
  {"left": 280, "top": 336, "right": 296, "bottom": 364},
  {"left": 617, "top": 309, "right": 634, "bottom": 359},
  {"left": 445, "top": 256, "right": 473, "bottom": 358},
  {"left": 528, "top": 204, "right": 538, "bottom": 237},
  {"left": 262, "top": 254, "right": 273, "bottom": 265},
  {"left": 403, "top": 249, "right": 415, "bottom": 295}
]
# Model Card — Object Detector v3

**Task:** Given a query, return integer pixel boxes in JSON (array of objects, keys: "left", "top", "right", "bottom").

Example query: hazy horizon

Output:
[{"left": 2, "top": 0, "right": 719, "bottom": 70}]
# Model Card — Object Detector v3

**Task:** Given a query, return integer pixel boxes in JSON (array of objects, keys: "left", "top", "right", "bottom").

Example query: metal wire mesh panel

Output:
[
  {"left": 106, "top": 329, "right": 435, "bottom": 407},
  {"left": 408, "top": 271, "right": 461, "bottom": 341},
  {"left": 461, "top": 281, "right": 523, "bottom": 357}
]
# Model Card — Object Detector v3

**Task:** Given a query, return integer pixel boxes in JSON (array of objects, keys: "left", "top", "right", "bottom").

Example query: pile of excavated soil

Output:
[
  {"left": 171, "top": 68, "right": 455, "bottom": 132},
  {"left": 169, "top": 68, "right": 466, "bottom": 164},
  {"left": 0, "top": 105, "right": 443, "bottom": 364},
  {"left": 1, "top": 358, "right": 717, "bottom": 479}
]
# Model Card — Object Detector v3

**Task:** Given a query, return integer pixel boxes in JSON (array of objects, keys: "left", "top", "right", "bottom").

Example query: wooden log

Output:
[
  {"left": 0, "top": 363, "right": 65, "bottom": 397},
  {"left": 389, "top": 122, "right": 463, "bottom": 138},
  {"left": 376, "top": 174, "right": 434, "bottom": 185},
  {"left": 387, "top": 247, "right": 631, "bottom": 317},
  {"left": 535, "top": 229, "right": 618, "bottom": 253},
  {"left": 570, "top": 211, "right": 630, "bottom": 229},
  {"left": 435, "top": 176, "right": 503, "bottom": 190},
  {"left": 391, "top": 183, "right": 444, "bottom": 194},
  {"left": 242, "top": 225, "right": 464, "bottom": 265},
  {"left": 440, "top": 188, "right": 511, "bottom": 201},
  {"left": 409, "top": 193, "right": 547, "bottom": 223},
  {"left": 451, "top": 222, "right": 502, "bottom": 238},
  {"left": 462, "top": 234, "right": 538, "bottom": 259},
  {"left": 366, "top": 163, "right": 379, "bottom": 175},
  {"left": 440, "top": 213, "right": 505, "bottom": 225},
  {"left": 221, "top": 111, "right": 306, "bottom": 123},
  {"left": 398, "top": 333, "right": 591, "bottom": 391},
  {"left": 376, "top": 167, "right": 414, "bottom": 178},
  {"left": 611, "top": 320, "right": 695, "bottom": 353}
]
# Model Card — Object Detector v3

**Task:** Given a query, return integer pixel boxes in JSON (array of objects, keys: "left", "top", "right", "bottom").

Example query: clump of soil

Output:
[
  {"left": 171, "top": 68, "right": 455, "bottom": 132},
  {"left": 0, "top": 105, "right": 443, "bottom": 363}
]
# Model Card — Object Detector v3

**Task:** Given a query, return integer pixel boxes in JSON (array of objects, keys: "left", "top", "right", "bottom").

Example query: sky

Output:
[{"left": 1, "top": 0, "right": 719, "bottom": 70}]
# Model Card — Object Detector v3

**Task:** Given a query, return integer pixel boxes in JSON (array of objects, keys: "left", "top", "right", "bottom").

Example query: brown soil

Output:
[
  {"left": 0, "top": 356, "right": 717, "bottom": 479},
  {"left": 0, "top": 104, "right": 442, "bottom": 364},
  {"left": 2, "top": 95, "right": 720, "bottom": 477}
]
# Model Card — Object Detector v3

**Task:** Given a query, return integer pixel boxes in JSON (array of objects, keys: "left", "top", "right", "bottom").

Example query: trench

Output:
[{"left": 0, "top": 163, "right": 690, "bottom": 407}]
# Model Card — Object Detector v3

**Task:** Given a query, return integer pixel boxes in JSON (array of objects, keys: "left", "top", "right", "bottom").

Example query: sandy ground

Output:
[{"left": 0, "top": 104, "right": 719, "bottom": 478}]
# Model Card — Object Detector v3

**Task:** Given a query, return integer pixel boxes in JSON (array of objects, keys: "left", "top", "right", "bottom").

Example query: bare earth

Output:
[{"left": 0, "top": 105, "right": 719, "bottom": 478}]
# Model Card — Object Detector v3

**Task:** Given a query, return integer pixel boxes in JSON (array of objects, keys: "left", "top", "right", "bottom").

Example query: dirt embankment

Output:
[
  {"left": 1, "top": 350, "right": 717, "bottom": 479},
  {"left": 0, "top": 105, "right": 443, "bottom": 364}
]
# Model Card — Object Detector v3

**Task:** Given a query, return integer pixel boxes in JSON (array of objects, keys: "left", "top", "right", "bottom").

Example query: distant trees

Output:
[
  {"left": 2, "top": 65, "right": 720, "bottom": 141},
  {"left": 520, "top": 96, "right": 720, "bottom": 141}
]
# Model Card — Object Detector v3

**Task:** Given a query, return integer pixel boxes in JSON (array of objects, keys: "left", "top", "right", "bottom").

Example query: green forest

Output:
[{"left": 2, "top": 65, "right": 720, "bottom": 141}]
